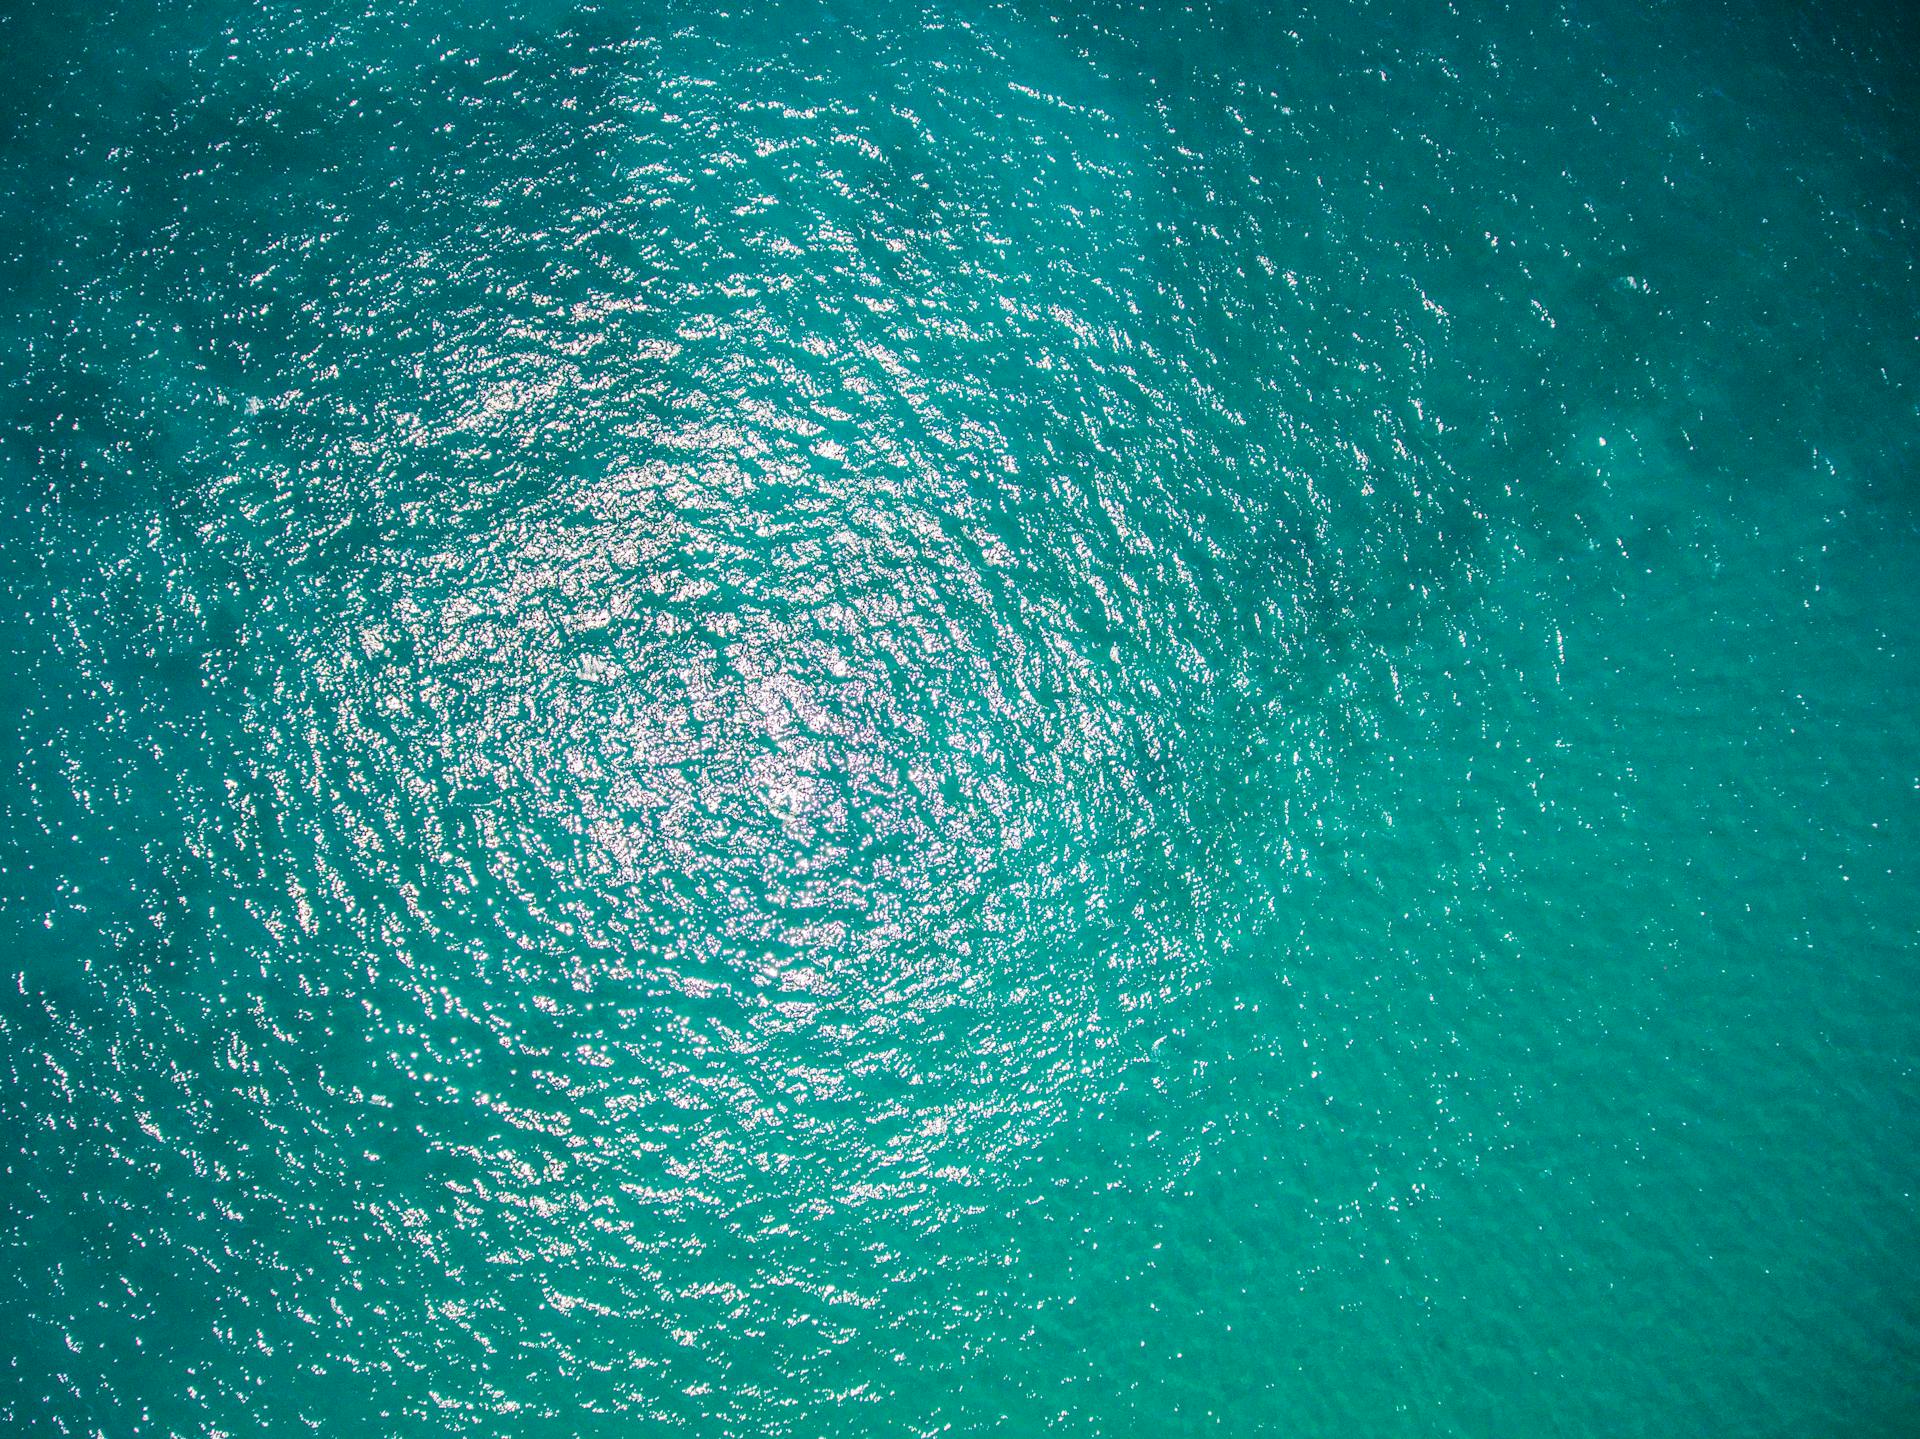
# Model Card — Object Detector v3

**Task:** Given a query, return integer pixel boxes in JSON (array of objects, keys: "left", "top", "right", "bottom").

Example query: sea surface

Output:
[{"left": 2, "top": 1, "right": 1917, "bottom": 1434}]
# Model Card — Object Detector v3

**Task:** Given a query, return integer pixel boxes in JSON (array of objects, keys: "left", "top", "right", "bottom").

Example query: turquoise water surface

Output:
[{"left": 2, "top": 0, "right": 1917, "bottom": 1433}]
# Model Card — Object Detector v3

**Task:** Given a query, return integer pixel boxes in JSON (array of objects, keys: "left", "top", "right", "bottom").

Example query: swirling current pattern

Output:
[{"left": 2, "top": 0, "right": 1918, "bottom": 1434}]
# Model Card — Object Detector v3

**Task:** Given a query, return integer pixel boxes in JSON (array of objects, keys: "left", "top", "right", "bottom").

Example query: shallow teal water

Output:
[{"left": 3, "top": 0, "right": 1918, "bottom": 1433}]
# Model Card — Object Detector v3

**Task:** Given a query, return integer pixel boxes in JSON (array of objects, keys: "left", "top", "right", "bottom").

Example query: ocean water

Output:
[{"left": 2, "top": 0, "right": 1917, "bottom": 1433}]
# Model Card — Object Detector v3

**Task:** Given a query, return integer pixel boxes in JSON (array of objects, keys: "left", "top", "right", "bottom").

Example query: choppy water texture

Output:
[{"left": 3, "top": 0, "right": 1918, "bottom": 1433}]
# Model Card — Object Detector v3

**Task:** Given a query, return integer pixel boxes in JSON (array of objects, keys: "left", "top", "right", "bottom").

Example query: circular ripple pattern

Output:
[{"left": 3, "top": 1, "right": 1918, "bottom": 1434}]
